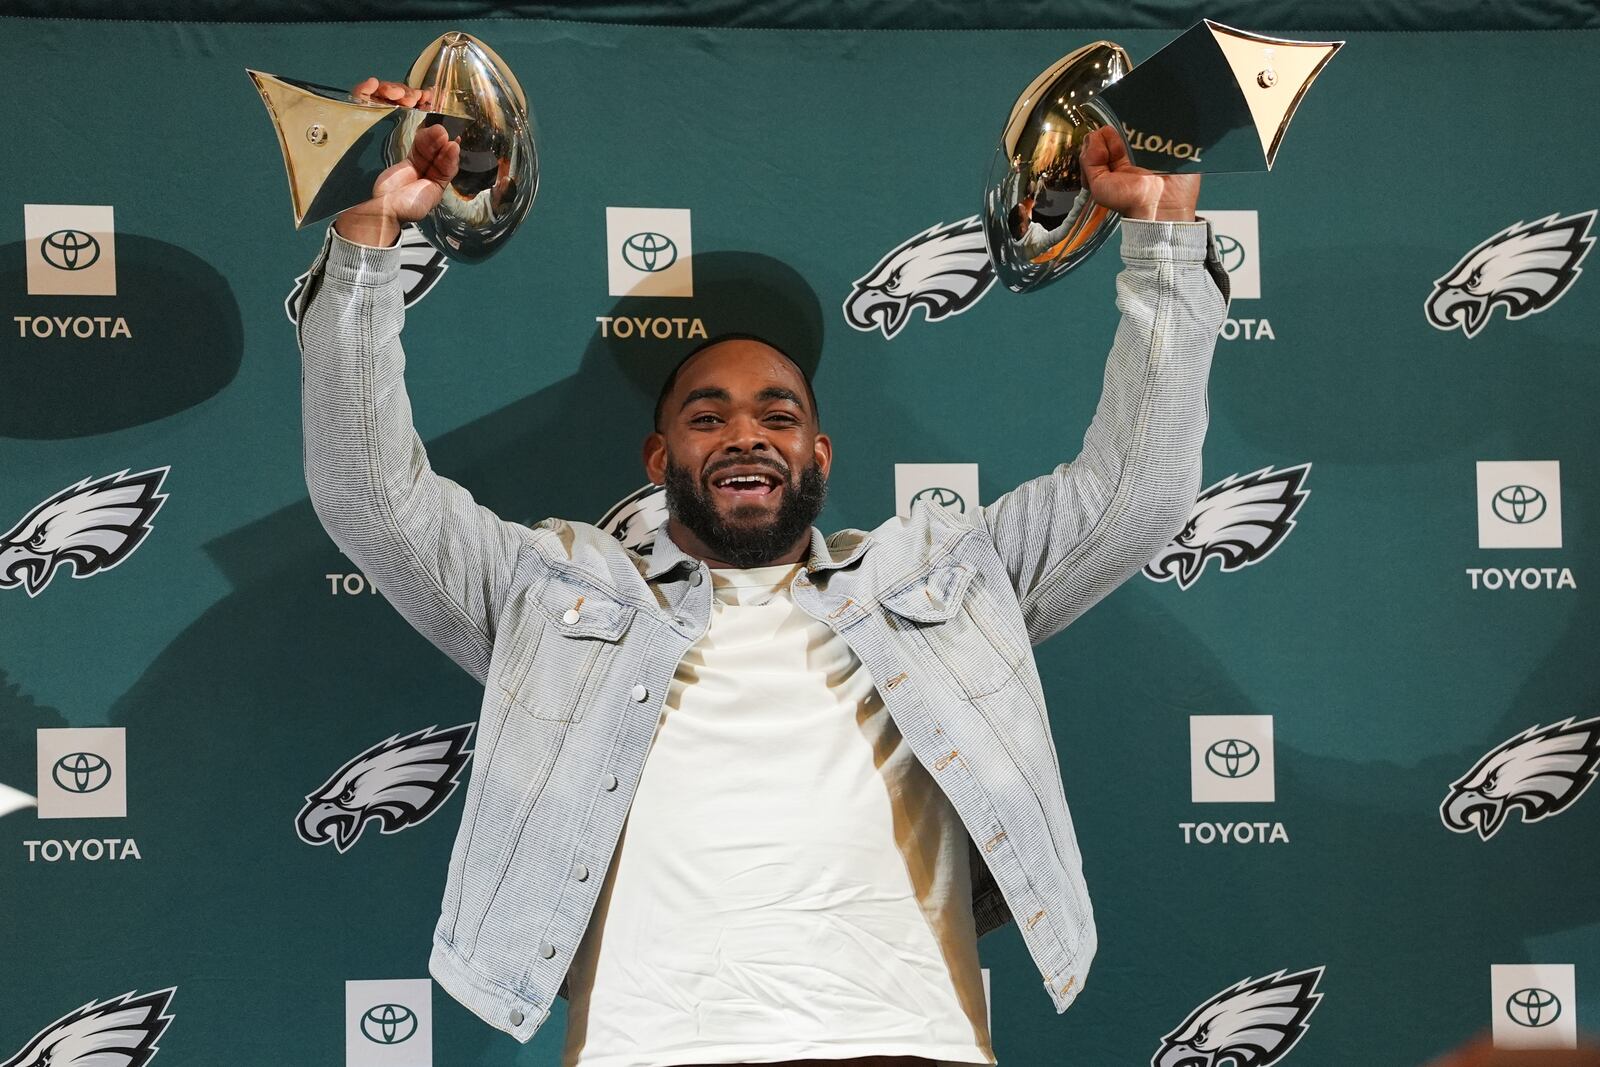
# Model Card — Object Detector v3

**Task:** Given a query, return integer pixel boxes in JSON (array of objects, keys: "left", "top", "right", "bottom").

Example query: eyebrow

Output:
[
  {"left": 679, "top": 387, "right": 729, "bottom": 410},
  {"left": 757, "top": 386, "right": 806, "bottom": 411},
  {"left": 678, "top": 386, "right": 808, "bottom": 413}
]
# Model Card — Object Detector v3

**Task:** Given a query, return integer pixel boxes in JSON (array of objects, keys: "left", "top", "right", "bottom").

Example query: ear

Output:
[
  {"left": 813, "top": 431, "right": 833, "bottom": 480},
  {"left": 642, "top": 431, "right": 667, "bottom": 485}
]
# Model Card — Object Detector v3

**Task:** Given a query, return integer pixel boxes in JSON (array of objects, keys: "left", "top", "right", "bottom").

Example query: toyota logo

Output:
[
  {"left": 621, "top": 231, "right": 677, "bottom": 272},
  {"left": 51, "top": 752, "right": 112, "bottom": 794},
  {"left": 40, "top": 229, "right": 102, "bottom": 271},
  {"left": 1505, "top": 987, "right": 1561, "bottom": 1027},
  {"left": 1204, "top": 738, "right": 1260, "bottom": 778},
  {"left": 1492, "top": 485, "right": 1547, "bottom": 525},
  {"left": 1214, "top": 233, "right": 1246, "bottom": 273},
  {"left": 911, "top": 486, "right": 966, "bottom": 512},
  {"left": 360, "top": 1003, "right": 418, "bottom": 1044}
]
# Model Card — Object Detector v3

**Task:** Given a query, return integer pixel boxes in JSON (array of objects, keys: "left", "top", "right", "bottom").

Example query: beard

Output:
[{"left": 664, "top": 455, "right": 828, "bottom": 569}]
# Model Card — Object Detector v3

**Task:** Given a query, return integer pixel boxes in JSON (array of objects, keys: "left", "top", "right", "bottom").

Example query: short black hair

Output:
[{"left": 652, "top": 331, "right": 820, "bottom": 432}]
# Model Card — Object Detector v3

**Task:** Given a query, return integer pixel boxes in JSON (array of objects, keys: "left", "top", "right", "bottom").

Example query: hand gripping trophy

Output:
[
  {"left": 249, "top": 21, "right": 1338, "bottom": 283},
  {"left": 984, "top": 20, "right": 1341, "bottom": 292},
  {"left": 248, "top": 31, "right": 537, "bottom": 262}
]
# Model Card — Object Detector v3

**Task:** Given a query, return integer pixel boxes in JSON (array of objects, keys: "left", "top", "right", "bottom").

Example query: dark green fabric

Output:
[{"left": 2, "top": 0, "right": 1596, "bottom": 28}]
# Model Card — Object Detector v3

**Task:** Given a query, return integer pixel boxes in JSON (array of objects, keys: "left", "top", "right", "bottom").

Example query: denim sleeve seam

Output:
[
  {"left": 355, "top": 291, "right": 495, "bottom": 653},
  {"left": 1017, "top": 256, "right": 1172, "bottom": 621}
]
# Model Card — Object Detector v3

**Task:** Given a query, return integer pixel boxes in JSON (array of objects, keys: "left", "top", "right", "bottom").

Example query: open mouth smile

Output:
[{"left": 709, "top": 469, "right": 784, "bottom": 500}]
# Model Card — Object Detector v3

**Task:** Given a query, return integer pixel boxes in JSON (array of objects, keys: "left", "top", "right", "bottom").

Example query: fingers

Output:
[
  {"left": 1081, "top": 126, "right": 1130, "bottom": 184},
  {"left": 378, "top": 81, "right": 419, "bottom": 107},
  {"left": 1081, "top": 128, "right": 1106, "bottom": 169},
  {"left": 411, "top": 124, "right": 461, "bottom": 183},
  {"left": 350, "top": 77, "right": 434, "bottom": 110},
  {"left": 413, "top": 122, "right": 453, "bottom": 157},
  {"left": 1081, "top": 126, "right": 1111, "bottom": 188},
  {"left": 1096, "top": 125, "right": 1131, "bottom": 169}
]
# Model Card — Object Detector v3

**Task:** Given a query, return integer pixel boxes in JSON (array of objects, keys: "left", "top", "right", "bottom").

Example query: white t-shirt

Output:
[{"left": 561, "top": 561, "right": 996, "bottom": 1067}]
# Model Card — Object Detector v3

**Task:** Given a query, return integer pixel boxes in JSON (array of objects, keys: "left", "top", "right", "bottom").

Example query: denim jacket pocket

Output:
[
  {"left": 880, "top": 559, "right": 1023, "bottom": 699},
  {"left": 508, "top": 572, "right": 634, "bottom": 722},
  {"left": 880, "top": 558, "right": 975, "bottom": 623}
]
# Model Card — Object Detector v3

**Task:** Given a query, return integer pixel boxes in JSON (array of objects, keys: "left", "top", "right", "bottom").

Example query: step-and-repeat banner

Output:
[{"left": 3, "top": 17, "right": 1597, "bottom": 1067}]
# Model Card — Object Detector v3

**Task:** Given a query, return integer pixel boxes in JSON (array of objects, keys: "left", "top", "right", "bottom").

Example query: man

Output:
[{"left": 297, "top": 79, "right": 1227, "bottom": 1067}]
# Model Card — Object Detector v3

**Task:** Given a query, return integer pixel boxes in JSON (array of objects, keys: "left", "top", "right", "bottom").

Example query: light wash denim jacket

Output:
[{"left": 296, "top": 218, "right": 1228, "bottom": 1043}]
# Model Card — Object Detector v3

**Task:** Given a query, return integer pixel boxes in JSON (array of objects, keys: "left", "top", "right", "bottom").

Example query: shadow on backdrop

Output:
[
  {"left": 605, "top": 249, "right": 825, "bottom": 398},
  {"left": 0, "top": 236, "right": 244, "bottom": 439},
  {"left": 0, "top": 669, "right": 66, "bottom": 792}
]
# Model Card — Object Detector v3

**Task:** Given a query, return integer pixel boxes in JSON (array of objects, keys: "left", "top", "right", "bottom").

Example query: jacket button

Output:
[
  {"left": 540, "top": 941, "right": 557, "bottom": 959},
  {"left": 691, "top": 570, "right": 703, "bottom": 586},
  {"left": 575, "top": 863, "right": 589, "bottom": 881},
  {"left": 510, "top": 1009, "right": 524, "bottom": 1026},
  {"left": 603, "top": 773, "right": 619, "bottom": 791},
  {"left": 562, "top": 608, "right": 581, "bottom": 624},
  {"left": 631, "top": 684, "right": 649, "bottom": 701}
]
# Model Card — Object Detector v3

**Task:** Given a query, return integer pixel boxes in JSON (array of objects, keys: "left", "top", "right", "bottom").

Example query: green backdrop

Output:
[{"left": 3, "top": 10, "right": 1597, "bottom": 1066}]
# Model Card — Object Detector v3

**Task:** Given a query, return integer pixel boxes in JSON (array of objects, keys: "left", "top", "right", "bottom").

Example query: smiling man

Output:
[
  {"left": 297, "top": 88, "right": 1227, "bottom": 1067},
  {"left": 647, "top": 335, "right": 831, "bottom": 570}
]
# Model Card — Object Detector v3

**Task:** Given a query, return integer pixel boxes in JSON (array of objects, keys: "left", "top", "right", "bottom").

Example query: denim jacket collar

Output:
[{"left": 643, "top": 521, "right": 872, "bottom": 581}]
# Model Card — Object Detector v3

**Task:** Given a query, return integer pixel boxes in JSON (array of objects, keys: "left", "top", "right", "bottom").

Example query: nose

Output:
[{"left": 719, "top": 413, "right": 773, "bottom": 455}]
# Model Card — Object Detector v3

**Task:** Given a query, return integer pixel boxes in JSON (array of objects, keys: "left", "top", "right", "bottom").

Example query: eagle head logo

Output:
[
  {"left": 297, "top": 723, "right": 474, "bottom": 852},
  {"left": 0, "top": 468, "right": 169, "bottom": 598},
  {"left": 1144, "top": 464, "right": 1311, "bottom": 590},
  {"left": 1153, "top": 968, "right": 1325, "bottom": 1067},
  {"left": 599, "top": 483, "right": 669, "bottom": 555},
  {"left": 1440, "top": 717, "right": 1600, "bottom": 840},
  {"left": 2, "top": 987, "right": 175, "bottom": 1067},
  {"left": 285, "top": 223, "right": 449, "bottom": 324},
  {"left": 1425, "top": 210, "right": 1595, "bottom": 337},
  {"left": 843, "top": 216, "right": 997, "bottom": 339}
]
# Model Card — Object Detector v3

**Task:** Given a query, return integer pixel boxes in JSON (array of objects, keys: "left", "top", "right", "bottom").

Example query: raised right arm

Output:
[{"left": 295, "top": 115, "right": 525, "bottom": 685}]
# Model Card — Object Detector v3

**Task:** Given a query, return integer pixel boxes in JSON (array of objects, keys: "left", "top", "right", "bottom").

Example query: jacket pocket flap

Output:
[
  {"left": 537, "top": 577, "right": 633, "bottom": 641},
  {"left": 880, "top": 561, "right": 976, "bottom": 624}
]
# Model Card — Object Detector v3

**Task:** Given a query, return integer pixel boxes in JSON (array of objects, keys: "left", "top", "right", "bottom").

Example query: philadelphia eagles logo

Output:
[
  {"left": 1440, "top": 717, "right": 1600, "bottom": 840},
  {"left": 599, "top": 483, "right": 668, "bottom": 555},
  {"left": 1144, "top": 464, "right": 1310, "bottom": 589},
  {"left": 844, "top": 215, "right": 997, "bottom": 339},
  {"left": 1425, "top": 210, "right": 1595, "bottom": 337},
  {"left": 1153, "top": 967, "right": 1325, "bottom": 1067},
  {"left": 2, "top": 987, "right": 175, "bottom": 1067},
  {"left": 0, "top": 467, "right": 170, "bottom": 597},
  {"left": 296, "top": 723, "right": 474, "bottom": 852},
  {"left": 284, "top": 223, "right": 449, "bottom": 324}
]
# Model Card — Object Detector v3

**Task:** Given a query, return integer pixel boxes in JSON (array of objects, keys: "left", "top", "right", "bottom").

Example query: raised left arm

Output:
[{"left": 976, "top": 127, "right": 1229, "bottom": 644}]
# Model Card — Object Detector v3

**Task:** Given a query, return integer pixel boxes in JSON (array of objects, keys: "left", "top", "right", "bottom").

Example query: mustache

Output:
[{"left": 702, "top": 458, "right": 790, "bottom": 481}]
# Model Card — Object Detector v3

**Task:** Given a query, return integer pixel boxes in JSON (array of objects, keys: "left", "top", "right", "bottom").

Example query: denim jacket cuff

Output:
[
  {"left": 324, "top": 224, "right": 403, "bottom": 287},
  {"left": 1118, "top": 217, "right": 1213, "bottom": 262}
]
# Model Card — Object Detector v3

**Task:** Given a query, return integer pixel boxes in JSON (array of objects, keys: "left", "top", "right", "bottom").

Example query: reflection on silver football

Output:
[
  {"left": 983, "top": 41, "right": 1129, "bottom": 293},
  {"left": 388, "top": 31, "right": 539, "bottom": 263}
]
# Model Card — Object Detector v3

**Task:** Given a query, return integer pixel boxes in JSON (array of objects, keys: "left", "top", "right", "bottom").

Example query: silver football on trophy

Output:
[
  {"left": 983, "top": 21, "right": 1342, "bottom": 293},
  {"left": 982, "top": 41, "right": 1131, "bottom": 295},
  {"left": 248, "top": 31, "right": 538, "bottom": 263}
]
